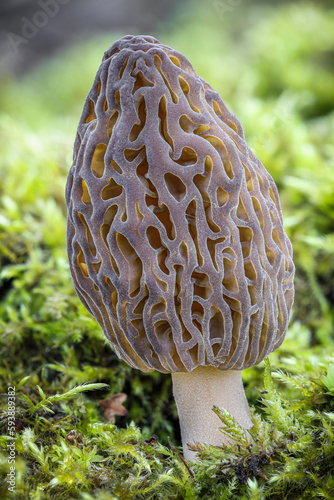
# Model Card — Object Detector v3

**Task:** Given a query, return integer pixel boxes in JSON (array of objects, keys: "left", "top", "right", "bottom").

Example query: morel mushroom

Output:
[{"left": 66, "top": 35, "right": 294, "bottom": 461}]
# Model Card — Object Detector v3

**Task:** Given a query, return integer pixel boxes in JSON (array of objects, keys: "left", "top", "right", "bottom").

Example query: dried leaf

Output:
[{"left": 99, "top": 393, "right": 127, "bottom": 422}]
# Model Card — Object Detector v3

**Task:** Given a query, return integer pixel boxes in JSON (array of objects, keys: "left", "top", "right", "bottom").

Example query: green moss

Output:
[{"left": 1, "top": 358, "right": 334, "bottom": 498}]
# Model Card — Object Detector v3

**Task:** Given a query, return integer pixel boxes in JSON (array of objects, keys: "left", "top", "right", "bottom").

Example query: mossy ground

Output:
[{"left": 0, "top": 1, "right": 334, "bottom": 498}]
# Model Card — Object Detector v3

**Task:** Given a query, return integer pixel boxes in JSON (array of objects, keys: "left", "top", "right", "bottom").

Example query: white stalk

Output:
[{"left": 172, "top": 366, "right": 253, "bottom": 461}]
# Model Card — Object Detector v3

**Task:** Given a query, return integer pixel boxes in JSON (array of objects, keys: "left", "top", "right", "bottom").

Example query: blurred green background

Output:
[{"left": 0, "top": 0, "right": 333, "bottom": 446}]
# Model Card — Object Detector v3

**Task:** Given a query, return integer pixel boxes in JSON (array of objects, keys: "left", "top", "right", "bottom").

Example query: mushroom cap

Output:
[{"left": 66, "top": 35, "right": 295, "bottom": 373}]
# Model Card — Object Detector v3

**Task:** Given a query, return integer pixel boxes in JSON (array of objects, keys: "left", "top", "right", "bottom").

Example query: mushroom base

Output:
[{"left": 172, "top": 367, "right": 253, "bottom": 461}]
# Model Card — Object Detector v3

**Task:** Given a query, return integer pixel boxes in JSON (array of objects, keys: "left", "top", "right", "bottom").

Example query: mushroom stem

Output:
[{"left": 172, "top": 366, "right": 253, "bottom": 461}]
